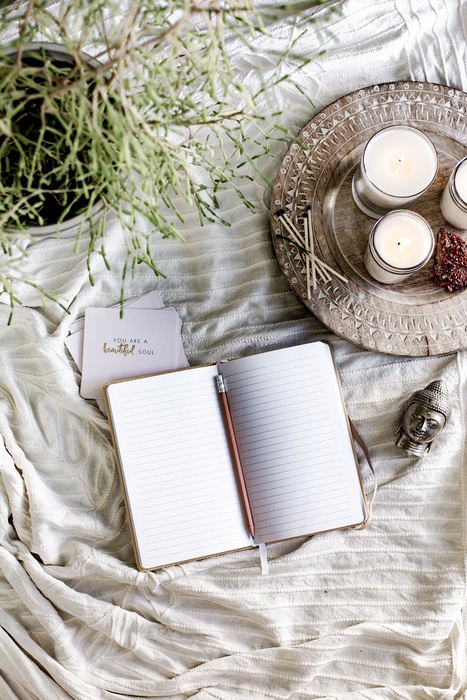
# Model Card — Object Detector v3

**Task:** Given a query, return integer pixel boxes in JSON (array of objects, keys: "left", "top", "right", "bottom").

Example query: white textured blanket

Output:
[{"left": 0, "top": 1, "right": 466, "bottom": 698}]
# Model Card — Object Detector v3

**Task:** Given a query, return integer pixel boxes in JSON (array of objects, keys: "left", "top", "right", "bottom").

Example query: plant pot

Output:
[
  {"left": 1, "top": 42, "right": 105, "bottom": 239},
  {"left": 24, "top": 197, "right": 105, "bottom": 239}
]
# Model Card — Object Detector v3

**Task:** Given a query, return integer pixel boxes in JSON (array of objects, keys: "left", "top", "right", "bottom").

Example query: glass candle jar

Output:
[
  {"left": 364, "top": 210, "right": 434, "bottom": 284},
  {"left": 440, "top": 156, "right": 467, "bottom": 229},
  {"left": 352, "top": 126, "right": 438, "bottom": 219}
]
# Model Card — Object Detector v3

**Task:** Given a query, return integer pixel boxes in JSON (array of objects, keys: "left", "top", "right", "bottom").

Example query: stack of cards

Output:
[{"left": 65, "top": 291, "right": 188, "bottom": 413}]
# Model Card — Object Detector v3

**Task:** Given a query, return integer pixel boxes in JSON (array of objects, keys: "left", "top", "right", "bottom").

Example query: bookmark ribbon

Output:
[
  {"left": 349, "top": 419, "right": 377, "bottom": 529},
  {"left": 258, "top": 543, "right": 269, "bottom": 575}
]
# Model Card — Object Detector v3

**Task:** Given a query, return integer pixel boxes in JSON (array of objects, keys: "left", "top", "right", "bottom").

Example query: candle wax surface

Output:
[
  {"left": 374, "top": 213, "right": 433, "bottom": 268},
  {"left": 364, "top": 127, "right": 437, "bottom": 197}
]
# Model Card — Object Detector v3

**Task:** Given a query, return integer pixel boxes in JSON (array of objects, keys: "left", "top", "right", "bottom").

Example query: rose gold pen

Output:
[{"left": 215, "top": 374, "right": 255, "bottom": 539}]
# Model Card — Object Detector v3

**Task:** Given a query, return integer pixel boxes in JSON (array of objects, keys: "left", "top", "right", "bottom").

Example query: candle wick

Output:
[
  {"left": 395, "top": 154, "right": 405, "bottom": 175},
  {"left": 397, "top": 237, "right": 411, "bottom": 248}
]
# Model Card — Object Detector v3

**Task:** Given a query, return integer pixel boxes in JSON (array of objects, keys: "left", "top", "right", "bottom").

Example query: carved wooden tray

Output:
[{"left": 271, "top": 81, "right": 467, "bottom": 356}]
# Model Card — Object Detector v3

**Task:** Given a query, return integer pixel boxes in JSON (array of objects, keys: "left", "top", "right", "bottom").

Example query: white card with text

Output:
[{"left": 80, "top": 306, "right": 182, "bottom": 401}]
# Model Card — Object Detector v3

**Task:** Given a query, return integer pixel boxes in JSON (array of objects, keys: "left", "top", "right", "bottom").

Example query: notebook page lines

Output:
[
  {"left": 220, "top": 343, "right": 365, "bottom": 543},
  {"left": 106, "top": 366, "right": 252, "bottom": 569}
]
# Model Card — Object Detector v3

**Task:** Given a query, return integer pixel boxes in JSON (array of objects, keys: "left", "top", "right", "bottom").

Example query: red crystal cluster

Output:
[{"left": 430, "top": 227, "right": 467, "bottom": 292}]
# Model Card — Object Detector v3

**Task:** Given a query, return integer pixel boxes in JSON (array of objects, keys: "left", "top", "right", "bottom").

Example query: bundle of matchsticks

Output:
[{"left": 275, "top": 208, "right": 348, "bottom": 299}]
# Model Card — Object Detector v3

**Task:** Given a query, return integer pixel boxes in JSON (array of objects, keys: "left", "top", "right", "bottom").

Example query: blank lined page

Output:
[
  {"left": 106, "top": 365, "right": 252, "bottom": 570},
  {"left": 219, "top": 342, "right": 366, "bottom": 543}
]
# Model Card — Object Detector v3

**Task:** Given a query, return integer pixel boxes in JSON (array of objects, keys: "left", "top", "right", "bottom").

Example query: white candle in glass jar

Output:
[
  {"left": 364, "top": 210, "right": 434, "bottom": 284},
  {"left": 352, "top": 126, "right": 438, "bottom": 218},
  {"left": 440, "top": 156, "right": 467, "bottom": 229}
]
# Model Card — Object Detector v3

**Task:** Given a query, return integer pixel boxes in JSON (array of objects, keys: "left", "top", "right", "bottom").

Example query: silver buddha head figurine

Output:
[{"left": 395, "top": 380, "right": 451, "bottom": 457}]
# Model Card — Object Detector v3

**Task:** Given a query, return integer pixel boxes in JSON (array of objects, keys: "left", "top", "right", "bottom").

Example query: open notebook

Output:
[{"left": 105, "top": 341, "right": 368, "bottom": 571}]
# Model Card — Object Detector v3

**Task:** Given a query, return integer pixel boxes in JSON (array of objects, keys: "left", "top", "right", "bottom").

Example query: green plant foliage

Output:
[{"left": 0, "top": 0, "right": 331, "bottom": 318}]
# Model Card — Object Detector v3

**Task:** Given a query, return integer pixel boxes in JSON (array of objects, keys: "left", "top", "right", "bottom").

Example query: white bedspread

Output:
[{"left": 0, "top": 0, "right": 466, "bottom": 697}]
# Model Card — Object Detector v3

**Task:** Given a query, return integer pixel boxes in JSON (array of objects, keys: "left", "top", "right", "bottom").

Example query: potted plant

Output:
[
  {"left": 0, "top": 0, "right": 329, "bottom": 319},
  {"left": 0, "top": 42, "right": 104, "bottom": 234}
]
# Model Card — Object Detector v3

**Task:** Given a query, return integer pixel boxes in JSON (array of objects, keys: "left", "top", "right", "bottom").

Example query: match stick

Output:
[
  {"left": 276, "top": 210, "right": 304, "bottom": 248},
  {"left": 306, "top": 206, "right": 317, "bottom": 291},
  {"left": 275, "top": 210, "right": 348, "bottom": 292},
  {"left": 303, "top": 216, "right": 312, "bottom": 297}
]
